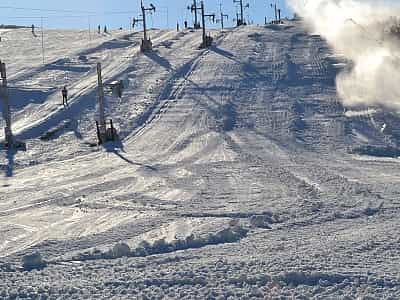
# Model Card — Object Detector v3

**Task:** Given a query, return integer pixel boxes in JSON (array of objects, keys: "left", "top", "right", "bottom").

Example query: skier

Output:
[
  {"left": 177, "top": 22, "right": 180, "bottom": 32},
  {"left": 98, "top": 25, "right": 101, "bottom": 34},
  {"left": 117, "top": 80, "right": 124, "bottom": 99},
  {"left": 62, "top": 86, "right": 68, "bottom": 106},
  {"left": 31, "top": 24, "right": 35, "bottom": 35},
  {"left": 104, "top": 25, "right": 108, "bottom": 34},
  {"left": 184, "top": 20, "right": 188, "bottom": 29}
]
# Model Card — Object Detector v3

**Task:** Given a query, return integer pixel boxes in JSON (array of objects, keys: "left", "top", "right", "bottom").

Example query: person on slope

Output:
[
  {"left": 62, "top": 86, "right": 68, "bottom": 107},
  {"left": 118, "top": 80, "right": 124, "bottom": 99}
]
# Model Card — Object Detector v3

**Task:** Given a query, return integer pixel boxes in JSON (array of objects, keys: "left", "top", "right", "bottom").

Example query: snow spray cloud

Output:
[{"left": 288, "top": 0, "right": 400, "bottom": 110}]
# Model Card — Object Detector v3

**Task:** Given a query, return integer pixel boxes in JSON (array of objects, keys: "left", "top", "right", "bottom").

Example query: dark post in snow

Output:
[
  {"left": 219, "top": 3, "right": 229, "bottom": 30},
  {"left": 95, "top": 63, "right": 117, "bottom": 144},
  {"left": 201, "top": 2, "right": 207, "bottom": 45},
  {"left": 233, "top": 0, "right": 244, "bottom": 26},
  {"left": 133, "top": 1, "right": 156, "bottom": 52},
  {"left": 191, "top": 1, "right": 215, "bottom": 47},
  {"left": 0, "top": 61, "right": 13, "bottom": 148},
  {"left": 41, "top": 17, "right": 45, "bottom": 64},
  {"left": 188, "top": 0, "right": 201, "bottom": 29},
  {"left": 271, "top": 3, "right": 278, "bottom": 23},
  {"left": 97, "top": 62, "right": 106, "bottom": 142},
  {"left": 196, "top": 1, "right": 215, "bottom": 48}
]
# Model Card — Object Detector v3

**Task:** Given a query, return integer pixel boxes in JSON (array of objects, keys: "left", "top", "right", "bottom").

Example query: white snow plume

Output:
[{"left": 289, "top": 0, "right": 400, "bottom": 110}]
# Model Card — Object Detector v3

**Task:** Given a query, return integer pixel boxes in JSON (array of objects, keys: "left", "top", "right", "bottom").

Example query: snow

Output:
[{"left": 0, "top": 21, "right": 400, "bottom": 298}]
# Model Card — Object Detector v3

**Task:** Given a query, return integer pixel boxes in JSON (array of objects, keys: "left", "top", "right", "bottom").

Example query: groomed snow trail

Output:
[{"left": 1, "top": 22, "right": 400, "bottom": 299}]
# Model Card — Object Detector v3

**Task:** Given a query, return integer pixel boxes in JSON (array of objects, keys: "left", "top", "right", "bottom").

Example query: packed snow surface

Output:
[{"left": 1, "top": 23, "right": 400, "bottom": 299}]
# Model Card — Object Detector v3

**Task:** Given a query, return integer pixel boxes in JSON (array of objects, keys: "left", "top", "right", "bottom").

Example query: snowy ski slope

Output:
[{"left": 0, "top": 22, "right": 400, "bottom": 298}]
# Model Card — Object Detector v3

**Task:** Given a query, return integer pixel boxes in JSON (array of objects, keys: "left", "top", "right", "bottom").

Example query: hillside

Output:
[{"left": 0, "top": 22, "right": 399, "bottom": 298}]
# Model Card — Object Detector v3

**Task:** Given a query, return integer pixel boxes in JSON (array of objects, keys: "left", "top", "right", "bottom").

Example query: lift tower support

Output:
[
  {"left": 188, "top": 0, "right": 201, "bottom": 29},
  {"left": 191, "top": 1, "right": 215, "bottom": 48},
  {"left": 0, "top": 61, "right": 25, "bottom": 149},
  {"left": 233, "top": 0, "right": 244, "bottom": 26},
  {"left": 95, "top": 63, "right": 117, "bottom": 144},
  {"left": 133, "top": 1, "right": 156, "bottom": 52},
  {"left": 219, "top": 3, "right": 229, "bottom": 30},
  {"left": 0, "top": 61, "right": 14, "bottom": 148}
]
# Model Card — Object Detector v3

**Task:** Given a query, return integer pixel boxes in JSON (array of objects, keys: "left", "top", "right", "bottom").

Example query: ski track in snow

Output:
[{"left": 0, "top": 22, "right": 400, "bottom": 298}]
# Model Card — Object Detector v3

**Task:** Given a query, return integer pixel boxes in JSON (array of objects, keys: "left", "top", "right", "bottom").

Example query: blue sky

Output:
[{"left": 0, "top": 0, "right": 292, "bottom": 29}]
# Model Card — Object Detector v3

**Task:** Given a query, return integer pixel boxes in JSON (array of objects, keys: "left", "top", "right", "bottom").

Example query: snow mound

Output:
[
  {"left": 109, "top": 242, "right": 131, "bottom": 259},
  {"left": 275, "top": 271, "right": 348, "bottom": 287},
  {"left": 334, "top": 202, "right": 384, "bottom": 219},
  {"left": 22, "top": 252, "right": 47, "bottom": 271},
  {"left": 71, "top": 225, "right": 248, "bottom": 262},
  {"left": 249, "top": 214, "right": 274, "bottom": 229}
]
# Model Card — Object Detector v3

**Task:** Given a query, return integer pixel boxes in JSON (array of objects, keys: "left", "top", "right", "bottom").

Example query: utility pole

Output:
[
  {"left": 192, "top": 1, "right": 215, "bottom": 48},
  {"left": 142, "top": 2, "right": 148, "bottom": 44},
  {"left": 88, "top": 16, "right": 92, "bottom": 42},
  {"left": 41, "top": 17, "right": 45, "bottom": 64},
  {"left": 133, "top": 1, "right": 156, "bottom": 52},
  {"left": 0, "top": 61, "right": 14, "bottom": 148},
  {"left": 188, "top": 0, "right": 201, "bottom": 29},
  {"left": 271, "top": 3, "right": 278, "bottom": 23},
  {"left": 166, "top": 6, "right": 169, "bottom": 28},
  {"left": 97, "top": 63, "right": 106, "bottom": 141},
  {"left": 219, "top": 3, "right": 229, "bottom": 30},
  {"left": 233, "top": 0, "right": 244, "bottom": 26},
  {"left": 95, "top": 63, "right": 117, "bottom": 144}
]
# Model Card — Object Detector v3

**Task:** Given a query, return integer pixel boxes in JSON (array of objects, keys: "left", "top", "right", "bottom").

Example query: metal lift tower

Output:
[
  {"left": 133, "top": 1, "right": 156, "bottom": 52},
  {"left": 191, "top": 1, "right": 215, "bottom": 48}
]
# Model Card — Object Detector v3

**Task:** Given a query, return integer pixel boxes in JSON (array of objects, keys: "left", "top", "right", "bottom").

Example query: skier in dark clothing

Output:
[
  {"left": 98, "top": 25, "right": 101, "bottom": 34},
  {"left": 118, "top": 80, "right": 124, "bottom": 99},
  {"left": 184, "top": 21, "right": 188, "bottom": 29},
  {"left": 62, "top": 86, "right": 68, "bottom": 106}
]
